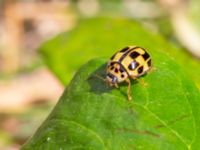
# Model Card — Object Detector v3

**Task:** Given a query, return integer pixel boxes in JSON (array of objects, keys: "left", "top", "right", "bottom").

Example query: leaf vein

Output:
[
  {"left": 65, "top": 120, "right": 107, "bottom": 149},
  {"left": 134, "top": 103, "right": 189, "bottom": 149}
]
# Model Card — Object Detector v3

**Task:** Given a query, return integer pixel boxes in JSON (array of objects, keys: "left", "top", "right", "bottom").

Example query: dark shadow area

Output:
[
  {"left": 87, "top": 63, "right": 139, "bottom": 97},
  {"left": 87, "top": 63, "right": 113, "bottom": 95}
]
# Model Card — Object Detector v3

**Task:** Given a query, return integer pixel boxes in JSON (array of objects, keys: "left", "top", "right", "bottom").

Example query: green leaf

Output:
[
  {"left": 22, "top": 50, "right": 200, "bottom": 149},
  {"left": 39, "top": 18, "right": 200, "bottom": 89}
]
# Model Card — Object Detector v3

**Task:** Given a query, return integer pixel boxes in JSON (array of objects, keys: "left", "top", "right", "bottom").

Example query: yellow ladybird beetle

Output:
[{"left": 106, "top": 46, "right": 152, "bottom": 101}]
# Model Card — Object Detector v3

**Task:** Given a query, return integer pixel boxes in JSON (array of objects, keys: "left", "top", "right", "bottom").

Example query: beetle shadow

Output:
[
  {"left": 87, "top": 63, "right": 112, "bottom": 95},
  {"left": 87, "top": 63, "right": 139, "bottom": 97}
]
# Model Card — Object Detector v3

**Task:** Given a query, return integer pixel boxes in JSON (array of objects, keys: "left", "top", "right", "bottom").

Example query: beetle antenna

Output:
[{"left": 93, "top": 74, "right": 106, "bottom": 82}]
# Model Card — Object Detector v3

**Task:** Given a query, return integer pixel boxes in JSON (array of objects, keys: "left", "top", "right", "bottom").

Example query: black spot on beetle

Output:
[
  {"left": 110, "top": 53, "right": 116, "bottom": 60},
  {"left": 120, "top": 47, "right": 129, "bottom": 52},
  {"left": 119, "top": 65, "right": 126, "bottom": 73},
  {"left": 142, "top": 52, "right": 150, "bottom": 60},
  {"left": 128, "top": 61, "right": 139, "bottom": 70},
  {"left": 138, "top": 66, "right": 144, "bottom": 74},
  {"left": 129, "top": 51, "right": 140, "bottom": 59},
  {"left": 110, "top": 66, "right": 114, "bottom": 70},
  {"left": 114, "top": 68, "right": 119, "bottom": 73},
  {"left": 121, "top": 74, "right": 125, "bottom": 78},
  {"left": 147, "top": 59, "right": 151, "bottom": 67},
  {"left": 110, "top": 62, "right": 115, "bottom": 66},
  {"left": 119, "top": 68, "right": 125, "bottom": 73}
]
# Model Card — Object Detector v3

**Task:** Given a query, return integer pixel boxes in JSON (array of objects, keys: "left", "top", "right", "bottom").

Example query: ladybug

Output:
[{"left": 106, "top": 46, "right": 152, "bottom": 100}]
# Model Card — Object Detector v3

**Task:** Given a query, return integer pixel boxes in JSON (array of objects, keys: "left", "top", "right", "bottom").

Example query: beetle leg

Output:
[
  {"left": 94, "top": 74, "right": 106, "bottom": 82},
  {"left": 107, "top": 81, "right": 112, "bottom": 87},
  {"left": 125, "top": 78, "right": 132, "bottom": 101},
  {"left": 114, "top": 83, "right": 119, "bottom": 88},
  {"left": 130, "top": 75, "right": 147, "bottom": 87},
  {"left": 150, "top": 66, "right": 157, "bottom": 72},
  {"left": 130, "top": 75, "right": 141, "bottom": 84},
  {"left": 130, "top": 75, "right": 138, "bottom": 81}
]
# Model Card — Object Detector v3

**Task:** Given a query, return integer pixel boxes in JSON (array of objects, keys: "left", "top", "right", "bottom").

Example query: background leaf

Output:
[
  {"left": 22, "top": 51, "right": 200, "bottom": 149},
  {"left": 39, "top": 18, "right": 200, "bottom": 89}
]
